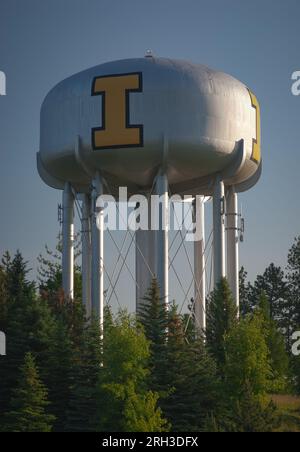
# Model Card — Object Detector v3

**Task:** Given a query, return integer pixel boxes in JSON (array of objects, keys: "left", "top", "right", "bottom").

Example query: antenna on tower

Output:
[
  {"left": 145, "top": 49, "right": 154, "bottom": 58},
  {"left": 239, "top": 203, "right": 245, "bottom": 242},
  {"left": 58, "top": 204, "right": 63, "bottom": 225}
]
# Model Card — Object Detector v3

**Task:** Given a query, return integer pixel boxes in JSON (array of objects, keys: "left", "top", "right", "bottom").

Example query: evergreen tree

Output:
[
  {"left": 257, "top": 292, "right": 289, "bottom": 393},
  {"left": 231, "top": 394, "right": 278, "bottom": 432},
  {"left": 0, "top": 262, "right": 8, "bottom": 331},
  {"left": 165, "top": 303, "right": 220, "bottom": 432},
  {"left": 6, "top": 250, "right": 35, "bottom": 301},
  {"left": 253, "top": 264, "right": 288, "bottom": 334},
  {"left": 287, "top": 236, "right": 300, "bottom": 331},
  {"left": 239, "top": 267, "right": 253, "bottom": 316},
  {"left": 38, "top": 237, "right": 82, "bottom": 301},
  {"left": 0, "top": 252, "right": 56, "bottom": 420},
  {"left": 286, "top": 237, "right": 300, "bottom": 392},
  {"left": 206, "top": 278, "right": 238, "bottom": 372},
  {"left": 292, "top": 354, "right": 300, "bottom": 395},
  {"left": 3, "top": 353, "right": 55, "bottom": 432},
  {"left": 66, "top": 315, "right": 102, "bottom": 432},
  {"left": 218, "top": 383, "right": 279, "bottom": 432},
  {"left": 140, "top": 282, "right": 220, "bottom": 432},
  {"left": 43, "top": 317, "right": 74, "bottom": 432},
  {"left": 138, "top": 279, "right": 169, "bottom": 396}
]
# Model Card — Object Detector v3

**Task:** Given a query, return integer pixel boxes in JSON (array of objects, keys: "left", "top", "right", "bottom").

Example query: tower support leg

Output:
[
  {"left": 194, "top": 196, "right": 206, "bottom": 332},
  {"left": 91, "top": 172, "right": 104, "bottom": 327},
  {"left": 155, "top": 172, "right": 169, "bottom": 306},
  {"left": 226, "top": 186, "right": 240, "bottom": 309},
  {"left": 213, "top": 176, "right": 225, "bottom": 287},
  {"left": 82, "top": 194, "right": 92, "bottom": 318},
  {"left": 62, "top": 182, "right": 74, "bottom": 299}
]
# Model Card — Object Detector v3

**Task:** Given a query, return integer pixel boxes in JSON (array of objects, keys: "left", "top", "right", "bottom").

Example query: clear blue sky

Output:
[{"left": 0, "top": 0, "right": 299, "bottom": 309}]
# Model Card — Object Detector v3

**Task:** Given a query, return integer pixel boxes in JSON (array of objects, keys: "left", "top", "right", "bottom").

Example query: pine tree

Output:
[
  {"left": 66, "top": 315, "right": 102, "bottom": 432},
  {"left": 0, "top": 263, "right": 8, "bottom": 331},
  {"left": 3, "top": 353, "right": 55, "bottom": 432},
  {"left": 253, "top": 264, "right": 288, "bottom": 333},
  {"left": 219, "top": 383, "right": 279, "bottom": 432},
  {"left": 231, "top": 394, "right": 278, "bottom": 432},
  {"left": 140, "top": 282, "right": 219, "bottom": 432},
  {"left": 166, "top": 304, "right": 220, "bottom": 432},
  {"left": 239, "top": 267, "right": 253, "bottom": 316},
  {"left": 287, "top": 236, "right": 300, "bottom": 331},
  {"left": 43, "top": 317, "right": 74, "bottom": 432},
  {"left": 138, "top": 279, "right": 169, "bottom": 396},
  {"left": 292, "top": 354, "right": 300, "bottom": 395},
  {"left": 0, "top": 252, "right": 56, "bottom": 421},
  {"left": 0, "top": 252, "right": 35, "bottom": 417},
  {"left": 6, "top": 250, "right": 36, "bottom": 301},
  {"left": 257, "top": 292, "right": 289, "bottom": 393},
  {"left": 206, "top": 278, "right": 238, "bottom": 372},
  {"left": 38, "top": 237, "right": 82, "bottom": 302}
]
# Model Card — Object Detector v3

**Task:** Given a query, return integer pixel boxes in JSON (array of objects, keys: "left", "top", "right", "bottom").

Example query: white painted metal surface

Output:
[
  {"left": 226, "top": 186, "right": 239, "bottom": 308},
  {"left": 82, "top": 194, "right": 92, "bottom": 317},
  {"left": 194, "top": 197, "right": 206, "bottom": 332},
  {"left": 155, "top": 172, "right": 169, "bottom": 305},
  {"left": 91, "top": 172, "right": 104, "bottom": 326},
  {"left": 38, "top": 56, "right": 262, "bottom": 321},
  {"left": 39, "top": 57, "right": 260, "bottom": 196},
  {"left": 0, "top": 331, "right": 6, "bottom": 356},
  {"left": 62, "top": 182, "right": 74, "bottom": 299},
  {"left": 213, "top": 177, "right": 225, "bottom": 287}
]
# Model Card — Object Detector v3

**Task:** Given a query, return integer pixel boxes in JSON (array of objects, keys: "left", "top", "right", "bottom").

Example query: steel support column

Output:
[
  {"left": 226, "top": 186, "right": 239, "bottom": 309},
  {"left": 213, "top": 176, "right": 225, "bottom": 287},
  {"left": 62, "top": 182, "right": 74, "bottom": 299},
  {"left": 91, "top": 172, "right": 104, "bottom": 327},
  {"left": 194, "top": 196, "right": 206, "bottom": 332},
  {"left": 155, "top": 172, "right": 169, "bottom": 306},
  {"left": 82, "top": 194, "right": 92, "bottom": 317}
]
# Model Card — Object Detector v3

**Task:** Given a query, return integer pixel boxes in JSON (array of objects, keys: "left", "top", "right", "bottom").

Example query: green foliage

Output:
[
  {"left": 138, "top": 279, "right": 169, "bottom": 396},
  {"left": 239, "top": 263, "right": 292, "bottom": 348},
  {"left": 66, "top": 315, "right": 102, "bottom": 432},
  {"left": 292, "top": 354, "right": 300, "bottom": 395},
  {"left": 0, "top": 253, "right": 55, "bottom": 418},
  {"left": 257, "top": 292, "right": 289, "bottom": 393},
  {"left": 239, "top": 267, "right": 253, "bottom": 317},
  {"left": 123, "top": 384, "right": 167, "bottom": 432},
  {"left": 38, "top": 237, "right": 82, "bottom": 301},
  {"left": 0, "top": 244, "right": 298, "bottom": 433},
  {"left": 224, "top": 313, "right": 272, "bottom": 399},
  {"left": 231, "top": 398, "right": 278, "bottom": 433},
  {"left": 43, "top": 317, "right": 74, "bottom": 432},
  {"left": 253, "top": 264, "right": 288, "bottom": 322},
  {"left": 206, "top": 278, "right": 238, "bottom": 372},
  {"left": 140, "top": 281, "right": 220, "bottom": 432},
  {"left": 98, "top": 308, "right": 168, "bottom": 432},
  {"left": 220, "top": 384, "right": 279, "bottom": 432},
  {"left": 287, "top": 236, "right": 300, "bottom": 330},
  {"left": 3, "top": 353, "right": 55, "bottom": 432}
]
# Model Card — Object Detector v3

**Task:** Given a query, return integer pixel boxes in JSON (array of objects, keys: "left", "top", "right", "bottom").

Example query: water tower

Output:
[{"left": 37, "top": 55, "right": 261, "bottom": 331}]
